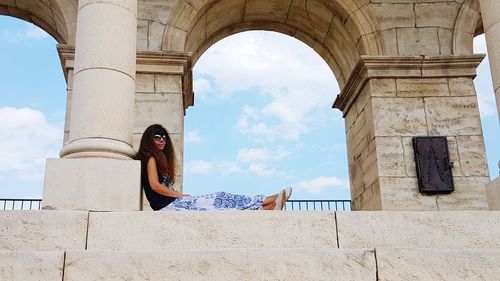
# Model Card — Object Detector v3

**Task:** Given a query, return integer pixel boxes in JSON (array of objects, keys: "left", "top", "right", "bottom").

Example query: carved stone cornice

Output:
[
  {"left": 57, "top": 44, "right": 194, "bottom": 110},
  {"left": 333, "top": 55, "right": 485, "bottom": 116}
]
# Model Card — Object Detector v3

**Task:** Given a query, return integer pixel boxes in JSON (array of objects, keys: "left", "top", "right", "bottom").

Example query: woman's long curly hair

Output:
[{"left": 135, "top": 124, "right": 176, "bottom": 183}]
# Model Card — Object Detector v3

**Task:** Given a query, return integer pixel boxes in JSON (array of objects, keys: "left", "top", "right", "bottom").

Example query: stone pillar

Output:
[
  {"left": 134, "top": 51, "right": 193, "bottom": 210},
  {"left": 479, "top": 0, "right": 500, "bottom": 119},
  {"left": 61, "top": 0, "right": 137, "bottom": 159},
  {"left": 334, "top": 55, "right": 490, "bottom": 211},
  {"left": 42, "top": 0, "right": 141, "bottom": 211}
]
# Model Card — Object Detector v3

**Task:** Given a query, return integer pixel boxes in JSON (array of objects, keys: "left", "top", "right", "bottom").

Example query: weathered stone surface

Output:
[
  {"left": 449, "top": 78, "right": 476, "bottom": 96},
  {"left": 351, "top": 179, "right": 382, "bottom": 211},
  {"left": 372, "top": 97, "right": 427, "bottom": 136},
  {"left": 87, "top": 211, "right": 337, "bottom": 250},
  {"left": 134, "top": 92, "right": 184, "bottom": 133},
  {"left": 425, "top": 96, "right": 482, "bottom": 136},
  {"left": 64, "top": 249, "right": 375, "bottom": 281},
  {"left": 370, "top": 3, "right": 414, "bottom": 30},
  {"left": 43, "top": 158, "right": 141, "bottom": 211},
  {"left": 155, "top": 74, "right": 182, "bottom": 93},
  {"left": 415, "top": 2, "right": 460, "bottom": 29},
  {"left": 379, "top": 177, "right": 439, "bottom": 210},
  {"left": 369, "top": 79, "right": 396, "bottom": 97},
  {"left": 377, "top": 248, "right": 500, "bottom": 281},
  {"left": 148, "top": 21, "right": 165, "bottom": 51},
  {"left": 138, "top": 0, "right": 175, "bottom": 24},
  {"left": 337, "top": 211, "right": 500, "bottom": 249},
  {"left": 436, "top": 177, "right": 489, "bottom": 210},
  {"left": 456, "top": 135, "right": 489, "bottom": 177},
  {"left": 137, "top": 19, "right": 148, "bottom": 50},
  {"left": 374, "top": 137, "right": 405, "bottom": 176},
  {"left": 0, "top": 211, "right": 87, "bottom": 251},
  {"left": 396, "top": 78, "right": 449, "bottom": 97},
  {"left": 136, "top": 73, "right": 155, "bottom": 93},
  {"left": 379, "top": 28, "right": 398, "bottom": 55},
  {"left": 438, "top": 27, "right": 453, "bottom": 55},
  {"left": 397, "top": 27, "right": 440, "bottom": 55},
  {"left": 163, "top": 25, "right": 187, "bottom": 51},
  {"left": 0, "top": 251, "right": 64, "bottom": 281},
  {"left": 205, "top": 0, "right": 244, "bottom": 36},
  {"left": 244, "top": 0, "right": 290, "bottom": 23}
]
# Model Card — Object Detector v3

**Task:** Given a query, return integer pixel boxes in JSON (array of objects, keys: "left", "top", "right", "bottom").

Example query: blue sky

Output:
[{"left": 0, "top": 17, "right": 498, "bottom": 200}]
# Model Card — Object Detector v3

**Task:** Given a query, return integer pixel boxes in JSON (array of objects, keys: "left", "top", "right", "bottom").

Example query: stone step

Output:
[
  {"left": 87, "top": 211, "right": 500, "bottom": 250},
  {"left": 0, "top": 210, "right": 88, "bottom": 251},
  {"left": 87, "top": 211, "right": 338, "bottom": 250},
  {"left": 2, "top": 248, "right": 500, "bottom": 281},
  {"left": 2, "top": 210, "right": 500, "bottom": 251}
]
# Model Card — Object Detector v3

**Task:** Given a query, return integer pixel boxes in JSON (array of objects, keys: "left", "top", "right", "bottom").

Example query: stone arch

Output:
[
  {"left": 164, "top": 0, "right": 384, "bottom": 88},
  {"left": 453, "top": 0, "right": 484, "bottom": 55},
  {"left": 0, "top": 0, "right": 77, "bottom": 44}
]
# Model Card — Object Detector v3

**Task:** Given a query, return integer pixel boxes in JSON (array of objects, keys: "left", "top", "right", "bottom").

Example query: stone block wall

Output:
[{"left": 346, "top": 77, "right": 489, "bottom": 210}]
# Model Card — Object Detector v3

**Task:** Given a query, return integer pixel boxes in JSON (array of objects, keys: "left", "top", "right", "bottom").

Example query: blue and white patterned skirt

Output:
[{"left": 160, "top": 191, "right": 265, "bottom": 211}]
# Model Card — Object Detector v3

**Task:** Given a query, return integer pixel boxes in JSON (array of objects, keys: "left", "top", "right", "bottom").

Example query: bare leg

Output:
[
  {"left": 261, "top": 202, "right": 276, "bottom": 210},
  {"left": 259, "top": 194, "right": 278, "bottom": 211},
  {"left": 262, "top": 194, "right": 278, "bottom": 206}
]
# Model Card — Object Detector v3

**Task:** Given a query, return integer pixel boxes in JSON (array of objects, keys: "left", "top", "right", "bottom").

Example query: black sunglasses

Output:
[{"left": 153, "top": 134, "right": 167, "bottom": 141}]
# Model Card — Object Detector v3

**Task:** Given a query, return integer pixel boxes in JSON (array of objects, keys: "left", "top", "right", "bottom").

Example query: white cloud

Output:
[
  {"left": 186, "top": 160, "right": 214, "bottom": 175},
  {"left": 185, "top": 131, "right": 202, "bottom": 144},
  {"left": 296, "top": 176, "right": 347, "bottom": 193},
  {"left": 1, "top": 23, "right": 49, "bottom": 43},
  {"left": 193, "top": 78, "right": 211, "bottom": 99},
  {"left": 186, "top": 160, "right": 242, "bottom": 175},
  {"left": 0, "top": 107, "right": 62, "bottom": 181},
  {"left": 237, "top": 147, "right": 290, "bottom": 163},
  {"left": 247, "top": 163, "right": 280, "bottom": 177},
  {"left": 187, "top": 146, "right": 290, "bottom": 177},
  {"left": 194, "top": 31, "right": 339, "bottom": 142}
]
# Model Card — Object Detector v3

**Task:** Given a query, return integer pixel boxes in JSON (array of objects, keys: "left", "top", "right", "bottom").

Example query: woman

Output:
[{"left": 135, "top": 124, "right": 292, "bottom": 211}]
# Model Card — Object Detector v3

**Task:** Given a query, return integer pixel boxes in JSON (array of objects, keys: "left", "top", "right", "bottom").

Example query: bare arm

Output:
[{"left": 146, "top": 157, "right": 188, "bottom": 198}]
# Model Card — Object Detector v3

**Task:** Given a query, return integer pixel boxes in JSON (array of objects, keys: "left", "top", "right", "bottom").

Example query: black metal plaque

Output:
[{"left": 412, "top": 137, "right": 454, "bottom": 194}]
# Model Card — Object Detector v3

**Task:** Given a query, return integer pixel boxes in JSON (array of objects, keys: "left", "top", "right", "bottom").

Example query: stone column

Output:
[
  {"left": 334, "top": 55, "right": 490, "bottom": 211},
  {"left": 479, "top": 0, "right": 500, "bottom": 210},
  {"left": 60, "top": 0, "right": 137, "bottom": 159},
  {"left": 42, "top": 0, "right": 141, "bottom": 211}
]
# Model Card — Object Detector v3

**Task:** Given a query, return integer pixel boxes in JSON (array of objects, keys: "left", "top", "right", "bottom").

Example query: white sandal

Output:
[
  {"left": 273, "top": 190, "right": 286, "bottom": 210},
  {"left": 284, "top": 187, "right": 293, "bottom": 201}
]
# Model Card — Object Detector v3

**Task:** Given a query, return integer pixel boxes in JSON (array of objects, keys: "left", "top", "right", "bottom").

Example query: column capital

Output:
[
  {"left": 58, "top": 45, "right": 194, "bottom": 110},
  {"left": 333, "top": 55, "right": 485, "bottom": 116}
]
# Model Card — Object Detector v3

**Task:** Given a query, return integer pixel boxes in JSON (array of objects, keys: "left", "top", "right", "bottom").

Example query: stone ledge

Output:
[
  {"left": 64, "top": 249, "right": 375, "bottom": 281},
  {"left": 0, "top": 211, "right": 88, "bottom": 251},
  {"left": 333, "top": 55, "right": 485, "bottom": 116},
  {"left": 337, "top": 211, "right": 500, "bottom": 249},
  {"left": 87, "top": 211, "right": 338, "bottom": 250}
]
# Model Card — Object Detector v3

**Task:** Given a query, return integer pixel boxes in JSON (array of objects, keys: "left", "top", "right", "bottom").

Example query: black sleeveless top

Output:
[{"left": 141, "top": 162, "right": 176, "bottom": 210}]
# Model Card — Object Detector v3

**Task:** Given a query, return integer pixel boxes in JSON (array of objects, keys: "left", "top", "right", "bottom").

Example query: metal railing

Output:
[
  {"left": 1, "top": 199, "right": 42, "bottom": 210},
  {"left": 1, "top": 198, "right": 352, "bottom": 211},
  {"left": 285, "top": 200, "right": 351, "bottom": 211}
]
